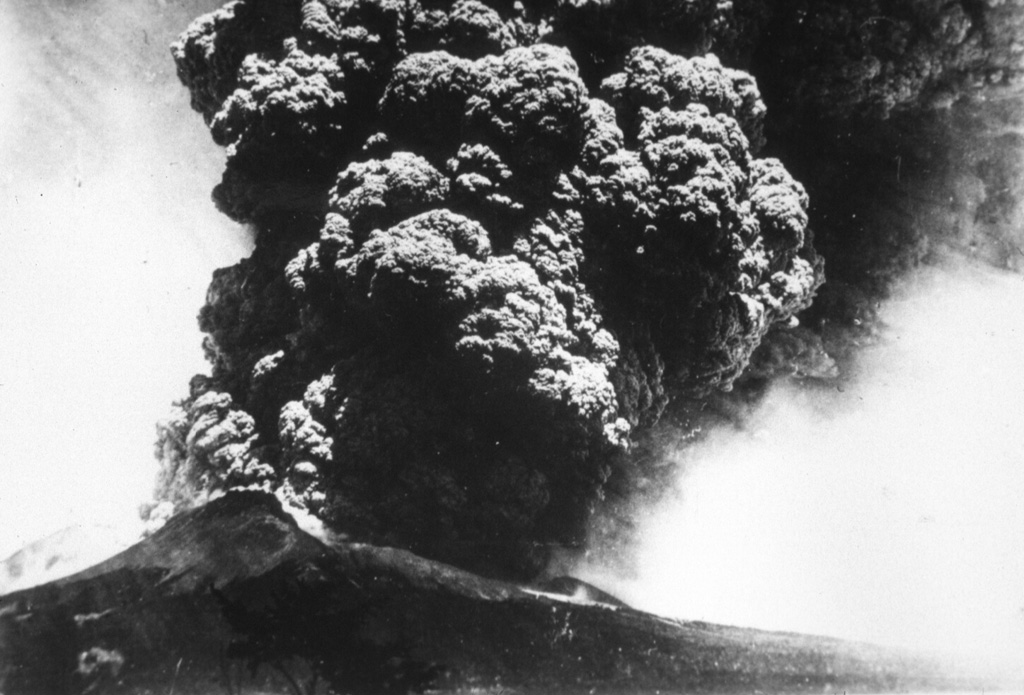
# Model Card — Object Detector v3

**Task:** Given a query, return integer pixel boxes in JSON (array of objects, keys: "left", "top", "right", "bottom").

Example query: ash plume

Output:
[
  {"left": 153, "top": 0, "right": 822, "bottom": 579},
  {"left": 155, "top": 0, "right": 1024, "bottom": 602}
]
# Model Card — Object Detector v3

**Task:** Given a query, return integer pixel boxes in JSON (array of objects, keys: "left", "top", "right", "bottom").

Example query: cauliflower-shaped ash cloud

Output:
[
  {"left": 211, "top": 40, "right": 347, "bottom": 169},
  {"left": 158, "top": 0, "right": 821, "bottom": 578},
  {"left": 207, "top": 39, "right": 349, "bottom": 219},
  {"left": 153, "top": 377, "right": 272, "bottom": 512},
  {"left": 171, "top": 0, "right": 302, "bottom": 121},
  {"left": 327, "top": 152, "right": 450, "bottom": 235},
  {"left": 601, "top": 45, "right": 766, "bottom": 150}
]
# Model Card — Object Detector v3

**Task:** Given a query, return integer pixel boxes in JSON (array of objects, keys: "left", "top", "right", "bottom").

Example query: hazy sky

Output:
[{"left": 0, "top": 0, "right": 250, "bottom": 557}]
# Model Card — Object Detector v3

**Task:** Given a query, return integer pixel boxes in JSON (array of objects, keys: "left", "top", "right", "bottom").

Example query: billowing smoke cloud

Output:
[
  {"left": 0, "top": 0, "right": 249, "bottom": 559},
  {"left": 149, "top": 0, "right": 1024, "bottom": 595},
  {"left": 150, "top": 0, "right": 822, "bottom": 579},
  {"left": 578, "top": 258, "right": 1024, "bottom": 668}
]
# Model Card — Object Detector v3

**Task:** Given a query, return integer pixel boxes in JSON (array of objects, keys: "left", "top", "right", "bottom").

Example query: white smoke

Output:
[
  {"left": 0, "top": 0, "right": 250, "bottom": 559},
  {"left": 580, "top": 258, "right": 1024, "bottom": 669}
]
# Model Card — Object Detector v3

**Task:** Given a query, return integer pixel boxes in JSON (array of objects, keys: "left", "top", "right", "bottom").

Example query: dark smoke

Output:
[
  {"left": 152, "top": 0, "right": 823, "bottom": 579},
  {"left": 152, "top": 0, "right": 1024, "bottom": 603}
]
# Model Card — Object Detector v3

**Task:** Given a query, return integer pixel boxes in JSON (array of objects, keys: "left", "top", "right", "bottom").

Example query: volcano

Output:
[
  {"left": 4, "top": 1, "right": 1024, "bottom": 690},
  {"left": 1, "top": 491, "right": 1012, "bottom": 694}
]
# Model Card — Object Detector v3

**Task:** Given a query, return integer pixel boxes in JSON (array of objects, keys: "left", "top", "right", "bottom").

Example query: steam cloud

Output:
[{"left": 580, "top": 259, "right": 1024, "bottom": 668}]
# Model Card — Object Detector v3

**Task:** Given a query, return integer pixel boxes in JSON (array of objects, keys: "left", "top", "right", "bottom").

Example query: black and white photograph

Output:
[{"left": 1, "top": 0, "right": 1023, "bottom": 692}]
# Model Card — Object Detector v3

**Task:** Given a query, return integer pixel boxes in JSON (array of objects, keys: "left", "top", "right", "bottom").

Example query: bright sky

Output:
[{"left": 0, "top": 0, "right": 250, "bottom": 558}]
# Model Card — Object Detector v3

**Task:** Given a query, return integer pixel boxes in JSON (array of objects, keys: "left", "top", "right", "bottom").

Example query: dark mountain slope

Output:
[{"left": 1, "top": 492, "right": 1009, "bottom": 694}]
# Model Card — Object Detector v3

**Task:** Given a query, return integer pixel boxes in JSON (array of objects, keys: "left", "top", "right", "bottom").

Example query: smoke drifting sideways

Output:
[
  {"left": 0, "top": 0, "right": 249, "bottom": 560},
  {"left": 579, "top": 246, "right": 1024, "bottom": 669}
]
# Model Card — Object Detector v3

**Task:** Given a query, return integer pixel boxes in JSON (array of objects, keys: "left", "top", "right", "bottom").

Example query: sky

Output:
[{"left": 0, "top": 0, "right": 250, "bottom": 558}]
